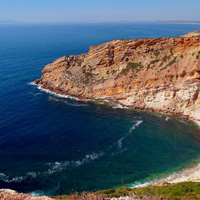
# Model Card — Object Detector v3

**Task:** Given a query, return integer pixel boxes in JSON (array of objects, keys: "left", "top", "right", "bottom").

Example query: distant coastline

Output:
[{"left": 1, "top": 20, "right": 200, "bottom": 25}]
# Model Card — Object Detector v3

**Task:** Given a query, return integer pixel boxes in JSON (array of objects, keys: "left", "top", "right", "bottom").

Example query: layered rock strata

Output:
[{"left": 35, "top": 31, "right": 200, "bottom": 124}]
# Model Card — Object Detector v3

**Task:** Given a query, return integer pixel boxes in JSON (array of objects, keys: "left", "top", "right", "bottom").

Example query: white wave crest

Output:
[
  {"left": 132, "top": 162, "right": 200, "bottom": 189},
  {"left": 30, "top": 82, "right": 80, "bottom": 101},
  {"left": 0, "top": 173, "right": 26, "bottom": 183},
  {"left": 117, "top": 137, "right": 124, "bottom": 148},
  {"left": 0, "top": 151, "right": 104, "bottom": 184},
  {"left": 129, "top": 120, "right": 143, "bottom": 133},
  {"left": 45, "top": 151, "right": 104, "bottom": 175}
]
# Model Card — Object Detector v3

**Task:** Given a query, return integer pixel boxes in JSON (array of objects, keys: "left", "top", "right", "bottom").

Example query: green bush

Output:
[
  {"left": 170, "top": 47, "right": 174, "bottom": 55},
  {"left": 119, "top": 62, "right": 141, "bottom": 76},
  {"left": 150, "top": 59, "right": 159, "bottom": 65},
  {"left": 166, "top": 57, "right": 176, "bottom": 67},
  {"left": 86, "top": 72, "right": 93, "bottom": 78},
  {"left": 190, "top": 72, "right": 194, "bottom": 76},
  {"left": 66, "top": 70, "right": 72, "bottom": 75},
  {"left": 154, "top": 52, "right": 160, "bottom": 57},
  {"left": 162, "top": 55, "right": 168, "bottom": 62}
]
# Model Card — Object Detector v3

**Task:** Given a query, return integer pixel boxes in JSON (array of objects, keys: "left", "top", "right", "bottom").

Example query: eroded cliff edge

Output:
[{"left": 35, "top": 31, "right": 200, "bottom": 124}]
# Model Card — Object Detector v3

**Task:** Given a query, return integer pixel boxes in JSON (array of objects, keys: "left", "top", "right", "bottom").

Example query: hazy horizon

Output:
[{"left": 1, "top": 0, "right": 200, "bottom": 24}]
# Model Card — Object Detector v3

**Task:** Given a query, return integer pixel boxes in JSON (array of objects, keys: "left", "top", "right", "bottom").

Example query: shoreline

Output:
[
  {"left": 31, "top": 81, "right": 200, "bottom": 188},
  {"left": 31, "top": 81, "right": 200, "bottom": 130}
]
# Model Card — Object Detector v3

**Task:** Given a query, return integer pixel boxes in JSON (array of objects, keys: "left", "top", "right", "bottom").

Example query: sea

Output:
[{"left": 1, "top": 23, "right": 200, "bottom": 196}]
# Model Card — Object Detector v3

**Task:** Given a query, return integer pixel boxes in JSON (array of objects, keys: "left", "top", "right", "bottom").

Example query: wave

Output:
[
  {"left": 45, "top": 151, "right": 104, "bottom": 175},
  {"left": 117, "top": 120, "right": 143, "bottom": 149},
  {"left": 0, "top": 151, "right": 104, "bottom": 184},
  {"left": 132, "top": 161, "right": 200, "bottom": 189},
  {"left": 117, "top": 137, "right": 124, "bottom": 148},
  {"left": 30, "top": 82, "right": 81, "bottom": 101},
  {"left": 48, "top": 96, "right": 88, "bottom": 107},
  {"left": 30, "top": 82, "right": 129, "bottom": 110},
  {"left": 0, "top": 173, "right": 26, "bottom": 183},
  {"left": 129, "top": 120, "right": 143, "bottom": 133}
]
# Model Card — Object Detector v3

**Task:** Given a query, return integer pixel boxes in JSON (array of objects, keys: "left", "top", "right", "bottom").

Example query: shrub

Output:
[
  {"left": 190, "top": 72, "right": 194, "bottom": 76},
  {"left": 170, "top": 47, "right": 174, "bottom": 55},
  {"left": 66, "top": 70, "right": 72, "bottom": 75},
  {"left": 86, "top": 72, "right": 93, "bottom": 78},
  {"left": 166, "top": 57, "right": 176, "bottom": 67},
  {"left": 111, "top": 70, "right": 117, "bottom": 75},
  {"left": 150, "top": 59, "right": 159, "bottom": 65},
  {"left": 196, "top": 55, "right": 199, "bottom": 59},
  {"left": 154, "top": 52, "right": 160, "bottom": 57},
  {"left": 162, "top": 55, "right": 168, "bottom": 62},
  {"left": 77, "top": 61, "right": 82, "bottom": 67}
]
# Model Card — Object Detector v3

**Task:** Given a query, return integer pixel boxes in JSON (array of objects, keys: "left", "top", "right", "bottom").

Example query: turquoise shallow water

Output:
[{"left": 1, "top": 23, "right": 200, "bottom": 196}]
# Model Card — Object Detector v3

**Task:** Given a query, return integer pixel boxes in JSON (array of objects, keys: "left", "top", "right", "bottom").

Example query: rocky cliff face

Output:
[{"left": 35, "top": 31, "right": 200, "bottom": 124}]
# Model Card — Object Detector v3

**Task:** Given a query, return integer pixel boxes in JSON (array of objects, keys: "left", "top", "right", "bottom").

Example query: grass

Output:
[
  {"left": 94, "top": 182, "right": 200, "bottom": 199},
  {"left": 54, "top": 182, "right": 200, "bottom": 200}
]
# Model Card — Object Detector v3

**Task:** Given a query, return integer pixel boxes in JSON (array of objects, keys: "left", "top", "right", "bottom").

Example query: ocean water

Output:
[{"left": 1, "top": 23, "right": 200, "bottom": 196}]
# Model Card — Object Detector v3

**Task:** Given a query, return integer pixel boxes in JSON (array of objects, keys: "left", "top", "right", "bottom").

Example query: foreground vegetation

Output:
[{"left": 54, "top": 182, "right": 200, "bottom": 200}]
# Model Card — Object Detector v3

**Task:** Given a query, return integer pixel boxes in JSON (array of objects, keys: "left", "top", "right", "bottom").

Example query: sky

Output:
[{"left": 0, "top": 0, "right": 200, "bottom": 23}]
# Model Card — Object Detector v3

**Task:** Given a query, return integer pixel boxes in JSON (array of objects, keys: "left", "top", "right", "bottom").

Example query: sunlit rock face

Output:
[{"left": 35, "top": 31, "right": 200, "bottom": 123}]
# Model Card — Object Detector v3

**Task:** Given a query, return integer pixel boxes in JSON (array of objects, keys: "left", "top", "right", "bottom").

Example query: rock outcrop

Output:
[
  {"left": 35, "top": 31, "right": 200, "bottom": 124},
  {"left": 0, "top": 189, "right": 53, "bottom": 200}
]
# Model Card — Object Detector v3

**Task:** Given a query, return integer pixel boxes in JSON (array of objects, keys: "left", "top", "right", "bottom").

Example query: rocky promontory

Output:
[{"left": 35, "top": 31, "right": 200, "bottom": 124}]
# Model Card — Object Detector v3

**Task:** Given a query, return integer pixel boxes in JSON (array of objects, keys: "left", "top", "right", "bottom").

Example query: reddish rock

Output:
[{"left": 35, "top": 31, "right": 200, "bottom": 124}]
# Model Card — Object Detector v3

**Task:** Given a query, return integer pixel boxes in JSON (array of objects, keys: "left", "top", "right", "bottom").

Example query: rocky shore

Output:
[{"left": 35, "top": 31, "right": 200, "bottom": 125}]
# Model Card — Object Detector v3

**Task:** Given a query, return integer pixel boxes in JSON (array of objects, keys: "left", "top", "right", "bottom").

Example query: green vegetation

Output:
[
  {"left": 118, "top": 62, "right": 142, "bottom": 77},
  {"left": 82, "top": 79, "right": 89, "bottom": 84},
  {"left": 85, "top": 72, "right": 93, "bottom": 78},
  {"left": 111, "top": 70, "right": 117, "bottom": 75},
  {"left": 150, "top": 59, "right": 160, "bottom": 65},
  {"left": 159, "top": 57, "right": 176, "bottom": 72},
  {"left": 82, "top": 65, "right": 86, "bottom": 69},
  {"left": 180, "top": 54, "right": 183, "bottom": 58},
  {"left": 198, "top": 51, "right": 200, "bottom": 54},
  {"left": 162, "top": 55, "right": 168, "bottom": 62},
  {"left": 196, "top": 55, "right": 199, "bottom": 59},
  {"left": 182, "top": 70, "right": 186, "bottom": 74},
  {"left": 192, "top": 52, "right": 195, "bottom": 56},
  {"left": 170, "top": 47, "right": 174, "bottom": 55},
  {"left": 166, "top": 57, "right": 176, "bottom": 67},
  {"left": 55, "top": 182, "right": 200, "bottom": 200},
  {"left": 77, "top": 60, "right": 82, "bottom": 67},
  {"left": 94, "top": 182, "right": 200, "bottom": 200},
  {"left": 190, "top": 72, "right": 195, "bottom": 76},
  {"left": 154, "top": 52, "right": 160, "bottom": 57},
  {"left": 66, "top": 70, "right": 72, "bottom": 75}
]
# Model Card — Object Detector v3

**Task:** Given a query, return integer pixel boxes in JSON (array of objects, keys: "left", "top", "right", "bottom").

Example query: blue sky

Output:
[{"left": 0, "top": 0, "right": 200, "bottom": 23}]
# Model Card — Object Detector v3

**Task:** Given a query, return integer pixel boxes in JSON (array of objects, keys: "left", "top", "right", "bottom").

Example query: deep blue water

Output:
[{"left": 1, "top": 23, "right": 200, "bottom": 196}]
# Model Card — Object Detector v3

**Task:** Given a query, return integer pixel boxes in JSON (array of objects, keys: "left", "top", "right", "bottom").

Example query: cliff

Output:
[{"left": 35, "top": 31, "right": 200, "bottom": 124}]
